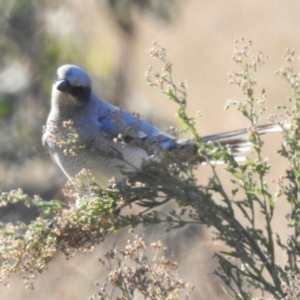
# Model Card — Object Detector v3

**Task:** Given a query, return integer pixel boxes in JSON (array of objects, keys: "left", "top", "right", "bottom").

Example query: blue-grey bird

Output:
[{"left": 43, "top": 65, "right": 283, "bottom": 187}]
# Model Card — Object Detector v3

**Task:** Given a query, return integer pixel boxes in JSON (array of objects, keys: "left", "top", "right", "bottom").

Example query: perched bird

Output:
[{"left": 43, "top": 65, "right": 282, "bottom": 187}]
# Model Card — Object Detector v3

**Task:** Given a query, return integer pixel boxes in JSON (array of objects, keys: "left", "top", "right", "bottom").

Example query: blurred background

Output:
[{"left": 0, "top": 0, "right": 298, "bottom": 299}]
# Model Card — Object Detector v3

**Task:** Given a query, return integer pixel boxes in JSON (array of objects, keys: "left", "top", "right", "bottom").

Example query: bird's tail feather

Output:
[
  {"left": 201, "top": 123, "right": 287, "bottom": 155},
  {"left": 175, "top": 123, "right": 287, "bottom": 164}
]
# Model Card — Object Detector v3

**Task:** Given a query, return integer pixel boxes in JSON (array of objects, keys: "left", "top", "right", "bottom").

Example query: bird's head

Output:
[{"left": 52, "top": 65, "right": 92, "bottom": 108}]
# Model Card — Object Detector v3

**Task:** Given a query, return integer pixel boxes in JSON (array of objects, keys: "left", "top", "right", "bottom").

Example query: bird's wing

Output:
[{"left": 97, "top": 103, "right": 175, "bottom": 148}]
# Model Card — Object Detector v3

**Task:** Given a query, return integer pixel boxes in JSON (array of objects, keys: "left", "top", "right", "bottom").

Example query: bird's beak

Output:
[{"left": 56, "top": 80, "right": 70, "bottom": 93}]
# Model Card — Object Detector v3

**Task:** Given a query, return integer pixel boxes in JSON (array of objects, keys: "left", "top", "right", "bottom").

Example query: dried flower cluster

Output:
[
  {"left": 0, "top": 185, "right": 118, "bottom": 288},
  {"left": 276, "top": 48, "right": 300, "bottom": 89},
  {"left": 281, "top": 272, "right": 300, "bottom": 300},
  {"left": 0, "top": 164, "right": 197, "bottom": 290},
  {"left": 90, "top": 231, "right": 194, "bottom": 300}
]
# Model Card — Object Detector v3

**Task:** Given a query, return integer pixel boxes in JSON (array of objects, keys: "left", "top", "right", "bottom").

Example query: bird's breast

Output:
[{"left": 44, "top": 119, "right": 149, "bottom": 187}]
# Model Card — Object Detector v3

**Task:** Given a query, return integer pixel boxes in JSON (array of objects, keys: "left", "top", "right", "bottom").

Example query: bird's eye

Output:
[{"left": 69, "top": 85, "right": 91, "bottom": 102}]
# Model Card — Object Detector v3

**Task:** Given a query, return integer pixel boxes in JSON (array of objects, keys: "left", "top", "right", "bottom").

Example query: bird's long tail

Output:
[
  {"left": 201, "top": 123, "right": 287, "bottom": 155},
  {"left": 174, "top": 123, "right": 288, "bottom": 163}
]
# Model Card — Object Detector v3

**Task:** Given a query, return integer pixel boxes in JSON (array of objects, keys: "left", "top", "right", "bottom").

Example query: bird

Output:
[{"left": 43, "top": 64, "right": 283, "bottom": 188}]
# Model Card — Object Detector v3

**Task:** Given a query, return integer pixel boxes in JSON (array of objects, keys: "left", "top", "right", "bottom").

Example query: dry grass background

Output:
[{"left": 0, "top": 0, "right": 299, "bottom": 299}]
